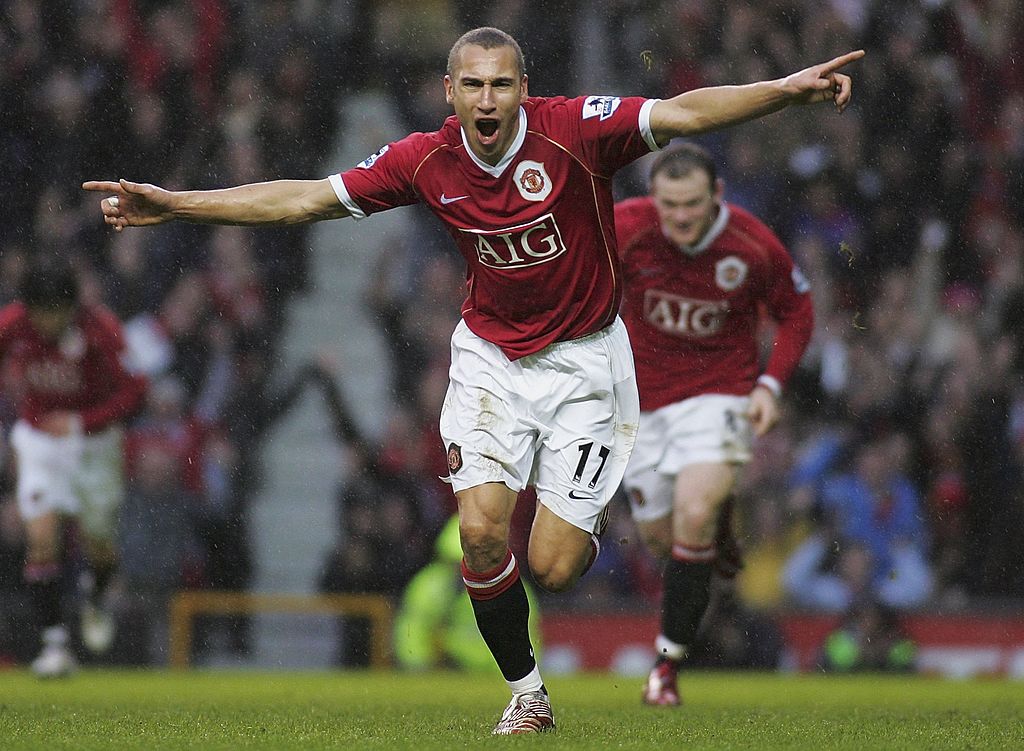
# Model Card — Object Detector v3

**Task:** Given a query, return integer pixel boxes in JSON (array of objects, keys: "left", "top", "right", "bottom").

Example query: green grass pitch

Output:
[{"left": 1, "top": 670, "right": 1022, "bottom": 750}]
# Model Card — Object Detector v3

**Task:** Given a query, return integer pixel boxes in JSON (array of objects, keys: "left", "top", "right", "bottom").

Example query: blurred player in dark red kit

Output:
[
  {"left": 0, "top": 258, "right": 146, "bottom": 676},
  {"left": 85, "top": 27, "right": 860, "bottom": 732},
  {"left": 616, "top": 143, "right": 814, "bottom": 705}
]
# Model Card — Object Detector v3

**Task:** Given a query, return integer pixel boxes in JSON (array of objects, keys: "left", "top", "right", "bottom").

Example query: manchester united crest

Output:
[
  {"left": 513, "top": 160, "right": 552, "bottom": 202},
  {"left": 715, "top": 256, "right": 748, "bottom": 291},
  {"left": 447, "top": 442, "right": 463, "bottom": 474}
]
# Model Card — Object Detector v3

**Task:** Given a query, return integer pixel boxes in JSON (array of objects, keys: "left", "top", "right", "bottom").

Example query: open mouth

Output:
[{"left": 476, "top": 118, "right": 499, "bottom": 140}]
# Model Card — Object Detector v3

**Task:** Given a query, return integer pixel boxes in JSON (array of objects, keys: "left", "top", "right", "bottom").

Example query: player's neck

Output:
[
  {"left": 671, "top": 203, "right": 728, "bottom": 255},
  {"left": 461, "top": 108, "right": 526, "bottom": 174}
]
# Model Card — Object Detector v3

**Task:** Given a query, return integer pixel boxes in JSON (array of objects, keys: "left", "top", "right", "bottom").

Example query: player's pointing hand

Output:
[
  {"left": 81, "top": 178, "right": 176, "bottom": 231},
  {"left": 781, "top": 49, "right": 865, "bottom": 113}
]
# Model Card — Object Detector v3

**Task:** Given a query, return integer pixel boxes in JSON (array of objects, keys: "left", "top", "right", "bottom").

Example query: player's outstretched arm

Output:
[
  {"left": 81, "top": 178, "right": 349, "bottom": 232},
  {"left": 649, "top": 50, "right": 865, "bottom": 145}
]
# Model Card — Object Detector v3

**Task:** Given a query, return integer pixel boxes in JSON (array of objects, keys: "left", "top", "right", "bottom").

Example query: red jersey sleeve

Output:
[
  {"left": 330, "top": 133, "right": 431, "bottom": 218},
  {"left": 79, "top": 307, "right": 147, "bottom": 432},
  {"left": 760, "top": 234, "right": 814, "bottom": 390},
  {"left": 571, "top": 95, "right": 659, "bottom": 176}
]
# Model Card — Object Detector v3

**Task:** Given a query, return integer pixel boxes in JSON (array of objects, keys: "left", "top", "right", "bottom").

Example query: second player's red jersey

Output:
[
  {"left": 616, "top": 197, "right": 814, "bottom": 410},
  {"left": 0, "top": 302, "right": 147, "bottom": 432},
  {"left": 333, "top": 95, "right": 658, "bottom": 359}
]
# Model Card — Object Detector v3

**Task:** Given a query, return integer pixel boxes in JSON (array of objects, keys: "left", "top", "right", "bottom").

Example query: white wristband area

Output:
[{"left": 756, "top": 374, "right": 782, "bottom": 399}]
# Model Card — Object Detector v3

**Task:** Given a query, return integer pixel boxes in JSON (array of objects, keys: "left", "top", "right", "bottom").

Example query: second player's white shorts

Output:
[
  {"left": 440, "top": 318, "right": 639, "bottom": 535},
  {"left": 623, "top": 394, "right": 752, "bottom": 522},
  {"left": 11, "top": 420, "right": 125, "bottom": 541}
]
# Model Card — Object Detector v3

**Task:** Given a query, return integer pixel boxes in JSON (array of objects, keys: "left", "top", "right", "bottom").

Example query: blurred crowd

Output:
[{"left": 1, "top": 0, "right": 1023, "bottom": 668}]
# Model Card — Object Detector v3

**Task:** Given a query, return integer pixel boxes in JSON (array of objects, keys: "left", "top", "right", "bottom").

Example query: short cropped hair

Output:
[
  {"left": 648, "top": 142, "right": 718, "bottom": 187},
  {"left": 20, "top": 256, "right": 79, "bottom": 309},
  {"left": 447, "top": 27, "right": 526, "bottom": 78}
]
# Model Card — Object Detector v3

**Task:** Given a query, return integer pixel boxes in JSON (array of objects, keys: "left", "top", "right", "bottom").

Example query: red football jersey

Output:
[
  {"left": 616, "top": 198, "right": 814, "bottom": 410},
  {"left": 0, "top": 302, "right": 147, "bottom": 432},
  {"left": 333, "top": 95, "right": 658, "bottom": 359}
]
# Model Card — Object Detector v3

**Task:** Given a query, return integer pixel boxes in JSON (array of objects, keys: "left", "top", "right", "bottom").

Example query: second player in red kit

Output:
[{"left": 617, "top": 144, "right": 813, "bottom": 706}]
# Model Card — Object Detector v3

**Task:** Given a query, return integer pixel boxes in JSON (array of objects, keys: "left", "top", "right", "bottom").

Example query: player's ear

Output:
[
  {"left": 444, "top": 75, "right": 454, "bottom": 105},
  {"left": 520, "top": 74, "right": 529, "bottom": 101},
  {"left": 713, "top": 177, "right": 726, "bottom": 203}
]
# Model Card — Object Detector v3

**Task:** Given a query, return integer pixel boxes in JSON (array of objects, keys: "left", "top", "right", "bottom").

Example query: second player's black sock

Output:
[
  {"left": 25, "top": 562, "right": 64, "bottom": 633},
  {"left": 660, "top": 549, "right": 714, "bottom": 653}
]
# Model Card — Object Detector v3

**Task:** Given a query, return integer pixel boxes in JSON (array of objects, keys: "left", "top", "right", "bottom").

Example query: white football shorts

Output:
[
  {"left": 11, "top": 420, "right": 125, "bottom": 541},
  {"left": 623, "top": 393, "right": 752, "bottom": 522},
  {"left": 440, "top": 317, "right": 639, "bottom": 534}
]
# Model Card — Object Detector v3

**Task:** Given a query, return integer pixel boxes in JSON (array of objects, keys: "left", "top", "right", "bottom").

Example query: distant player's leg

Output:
[
  {"left": 457, "top": 482, "right": 552, "bottom": 735},
  {"left": 12, "top": 421, "right": 80, "bottom": 677},
  {"left": 76, "top": 427, "right": 125, "bottom": 655},
  {"left": 23, "top": 511, "right": 76, "bottom": 677},
  {"left": 639, "top": 462, "right": 738, "bottom": 706}
]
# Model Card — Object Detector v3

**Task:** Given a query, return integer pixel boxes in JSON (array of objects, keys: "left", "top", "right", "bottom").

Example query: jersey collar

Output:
[
  {"left": 460, "top": 106, "right": 527, "bottom": 178},
  {"left": 673, "top": 203, "right": 731, "bottom": 257}
]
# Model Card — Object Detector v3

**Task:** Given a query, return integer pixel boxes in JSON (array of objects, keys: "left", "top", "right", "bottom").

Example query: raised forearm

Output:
[
  {"left": 171, "top": 179, "right": 348, "bottom": 225},
  {"left": 651, "top": 80, "right": 790, "bottom": 143}
]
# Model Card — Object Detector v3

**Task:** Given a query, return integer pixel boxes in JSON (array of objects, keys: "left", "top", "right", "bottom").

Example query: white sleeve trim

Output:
[
  {"left": 328, "top": 174, "right": 366, "bottom": 220},
  {"left": 639, "top": 98, "right": 662, "bottom": 153},
  {"left": 756, "top": 374, "right": 782, "bottom": 399}
]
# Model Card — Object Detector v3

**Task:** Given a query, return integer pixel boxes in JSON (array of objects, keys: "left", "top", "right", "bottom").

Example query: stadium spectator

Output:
[
  {"left": 782, "top": 431, "right": 934, "bottom": 612},
  {"left": 615, "top": 143, "right": 814, "bottom": 706},
  {"left": 83, "top": 24, "right": 861, "bottom": 733},
  {"left": 0, "top": 258, "right": 146, "bottom": 677}
]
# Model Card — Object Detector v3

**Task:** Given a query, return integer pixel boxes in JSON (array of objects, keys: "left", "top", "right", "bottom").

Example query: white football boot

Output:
[
  {"left": 492, "top": 690, "right": 555, "bottom": 735},
  {"left": 31, "top": 627, "right": 77, "bottom": 678}
]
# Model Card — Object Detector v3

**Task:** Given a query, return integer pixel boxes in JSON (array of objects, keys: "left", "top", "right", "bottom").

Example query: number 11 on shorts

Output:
[{"left": 573, "top": 441, "right": 611, "bottom": 489}]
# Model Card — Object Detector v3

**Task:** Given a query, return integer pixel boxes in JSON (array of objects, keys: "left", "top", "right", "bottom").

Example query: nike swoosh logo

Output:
[
  {"left": 568, "top": 490, "right": 594, "bottom": 500},
  {"left": 440, "top": 193, "right": 469, "bottom": 205}
]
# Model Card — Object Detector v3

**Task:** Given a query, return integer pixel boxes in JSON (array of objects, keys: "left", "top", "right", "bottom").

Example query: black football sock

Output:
[
  {"left": 463, "top": 551, "right": 536, "bottom": 683},
  {"left": 659, "top": 544, "right": 715, "bottom": 659},
  {"left": 25, "top": 561, "right": 64, "bottom": 634}
]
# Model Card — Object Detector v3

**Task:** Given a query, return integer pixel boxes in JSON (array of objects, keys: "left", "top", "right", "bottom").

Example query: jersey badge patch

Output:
[
  {"left": 357, "top": 144, "right": 389, "bottom": 169},
  {"left": 447, "top": 443, "right": 463, "bottom": 474},
  {"left": 582, "top": 96, "right": 622, "bottom": 121},
  {"left": 513, "top": 160, "right": 552, "bottom": 202},
  {"left": 715, "top": 256, "right": 748, "bottom": 291}
]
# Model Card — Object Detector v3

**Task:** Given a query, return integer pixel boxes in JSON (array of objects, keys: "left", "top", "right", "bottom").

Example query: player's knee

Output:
[
  {"left": 677, "top": 500, "right": 720, "bottom": 543},
  {"left": 531, "top": 562, "right": 578, "bottom": 594},
  {"left": 24, "top": 533, "right": 61, "bottom": 564},
  {"left": 459, "top": 519, "right": 508, "bottom": 570}
]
